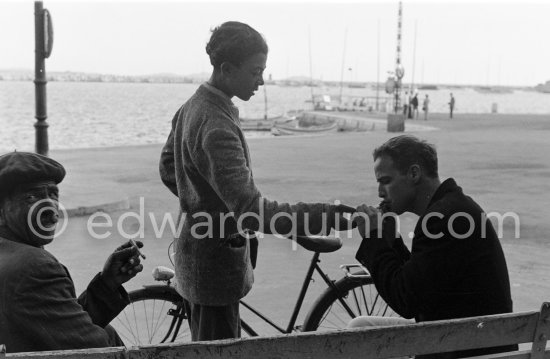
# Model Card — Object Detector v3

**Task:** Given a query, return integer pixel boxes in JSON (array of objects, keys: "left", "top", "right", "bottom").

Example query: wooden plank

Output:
[
  {"left": 530, "top": 303, "right": 550, "bottom": 359},
  {"left": 6, "top": 347, "right": 126, "bottom": 359},
  {"left": 127, "top": 311, "right": 540, "bottom": 359}
]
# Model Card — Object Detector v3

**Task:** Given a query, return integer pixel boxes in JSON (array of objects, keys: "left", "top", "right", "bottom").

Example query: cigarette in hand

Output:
[{"left": 130, "top": 239, "right": 146, "bottom": 260}]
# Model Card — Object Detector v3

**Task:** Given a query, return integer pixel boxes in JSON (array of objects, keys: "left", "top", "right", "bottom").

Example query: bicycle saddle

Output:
[{"left": 293, "top": 235, "right": 343, "bottom": 253}]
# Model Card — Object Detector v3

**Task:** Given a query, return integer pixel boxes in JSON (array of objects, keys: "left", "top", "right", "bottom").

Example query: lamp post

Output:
[
  {"left": 386, "top": 1, "right": 405, "bottom": 132},
  {"left": 34, "top": 1, "right": 53, "bottom": 156},
  {"left": 393, "top": 1, "right": 404, "bottom": 114},
  {"left": 395, "top": 64, "right": 404, "bottom": 113}
]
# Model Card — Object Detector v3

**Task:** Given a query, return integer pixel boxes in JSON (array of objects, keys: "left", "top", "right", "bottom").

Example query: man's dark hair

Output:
[
  {"left": 373, "top": 135, "right": 439, "bottom": 178},
  {"left": 206, "top": 21, "right": 268, "bottom": 69}
]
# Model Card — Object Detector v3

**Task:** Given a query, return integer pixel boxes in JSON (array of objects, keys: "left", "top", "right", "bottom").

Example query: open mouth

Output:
[{"left": 39, "top": 208, "right": 59, "bottom": 229}]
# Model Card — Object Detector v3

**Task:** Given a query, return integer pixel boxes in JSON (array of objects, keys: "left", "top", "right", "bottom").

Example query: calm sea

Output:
[{"left": 1, "top": 81, "right": 549, "bottom": 151}]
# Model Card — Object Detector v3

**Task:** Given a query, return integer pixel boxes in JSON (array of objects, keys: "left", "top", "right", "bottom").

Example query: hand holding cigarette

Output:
[
  {"left": 130, "top": 239, "right": 146, "bottom": 260},
  {"left": 100, "top": 240, "right": 145, "bottom": 290}
]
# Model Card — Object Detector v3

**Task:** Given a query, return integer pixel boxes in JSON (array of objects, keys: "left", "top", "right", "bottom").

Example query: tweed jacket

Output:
[
  {"left": 160, "top": 83, "right": 333, "bottom": 306},
  {"left": 0, "top": 237, "right": 129, "bottom": 353},
  {"left": 356, "top": 178, "right": 515, "bottom": 358}
]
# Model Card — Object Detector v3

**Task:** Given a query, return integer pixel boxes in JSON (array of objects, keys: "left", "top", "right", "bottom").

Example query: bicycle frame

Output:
[
  {"left": 239, "top": 251, "right": 359, "bottom": 334},
  {"left": 131, "top": 251, "right": 369, "bottom": 342}
]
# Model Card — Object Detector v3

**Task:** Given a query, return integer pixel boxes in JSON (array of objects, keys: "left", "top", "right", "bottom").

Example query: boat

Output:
[
  {"left": 475, "top": 86, "right": 514, "bottom": 94},
  {"left": 270, "top": 121, "right": 338, "bottom": 136},
  {"left": 418, "top": 84, "right": 438, "bottom": 90},
  {"left": 534, "top": 81, "right": 550, "bottom": 93},
  {"left": 239, "top": 115, "right": 286, "bottom": 131}
]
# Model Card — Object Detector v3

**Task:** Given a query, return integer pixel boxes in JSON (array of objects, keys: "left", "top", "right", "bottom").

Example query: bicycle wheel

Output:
[
  {"left": 112, "top": 286, "right": 191, "bottom": 345},
  {"left": 112, "top": 286, "right": 256, "bottom": 345},
  {"left": 301, "top": 273, "right": 399, "bottom": 331}
]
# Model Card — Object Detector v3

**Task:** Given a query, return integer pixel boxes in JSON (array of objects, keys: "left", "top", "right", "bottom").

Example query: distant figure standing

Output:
[
  {"left": 411, "top": 93, "right": 419, "bottom": 120},
  {"left": 449, "top": 93, "right": 455, "bottom": 119},
  {"left": 422, "top": 94, "right": 430, "bottom": 120}
]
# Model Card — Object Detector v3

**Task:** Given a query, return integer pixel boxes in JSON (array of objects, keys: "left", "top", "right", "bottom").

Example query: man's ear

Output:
[
  {"left": 219, "top": 61, "right": 234, "bottom": 76},
  {"left": 408, "top": 164, "right": 422, "bottom": 183}
]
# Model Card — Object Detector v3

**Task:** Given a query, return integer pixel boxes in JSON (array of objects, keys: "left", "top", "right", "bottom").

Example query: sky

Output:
[{"left": 1, "top": 0, "right": 549, "bottom": 86}]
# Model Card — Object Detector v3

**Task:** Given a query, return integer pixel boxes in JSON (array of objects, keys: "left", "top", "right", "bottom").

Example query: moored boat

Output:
[
  {"left": 270, "top": 121, "right": 338, "bottom": 136},
  {"left": 240, "top": 115, "right": 286, "bottom": 131}
]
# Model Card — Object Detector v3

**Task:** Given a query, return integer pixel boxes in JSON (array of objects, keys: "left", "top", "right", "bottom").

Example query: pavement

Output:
[
  {"left": 56, "top": 110, "right": 438, "bottom": 216},
  {"left": 43, "top": 112, "right": 550, "bottom": 336}
]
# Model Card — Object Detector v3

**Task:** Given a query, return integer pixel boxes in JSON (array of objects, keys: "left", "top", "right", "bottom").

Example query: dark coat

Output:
[
  {"left": 356, "top": 178, "right": 516, "bottom": 358},
  {"left": 0, "top": 238, "right": 129, "bottom": 353}
]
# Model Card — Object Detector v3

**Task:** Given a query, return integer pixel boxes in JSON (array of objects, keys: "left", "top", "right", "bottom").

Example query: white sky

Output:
[{"left": 1, "top": 0, "right": 549, "bottom": 86}]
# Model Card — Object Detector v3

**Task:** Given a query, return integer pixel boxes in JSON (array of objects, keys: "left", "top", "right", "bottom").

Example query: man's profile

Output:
[{"left": 351, "top": 135, "right": 516, "bottom": 358}]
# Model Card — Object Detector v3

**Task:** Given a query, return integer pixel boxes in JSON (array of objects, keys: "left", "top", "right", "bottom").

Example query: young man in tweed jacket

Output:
[{"left": 160, "top": 21, "right": 353, "bottom": 341}]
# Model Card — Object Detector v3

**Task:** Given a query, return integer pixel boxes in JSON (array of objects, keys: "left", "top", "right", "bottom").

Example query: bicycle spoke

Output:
[
  {"left": 303, "top": 274, "right": 399, "bottom": 332},
  {"left": 350, "top": 287, "right": 362, "bottom": 316},
  {"left": 317, "top": 299, "right": 356, "bottom": 330},
  {"left": 111, "top": 289, "right": 192, "bottom": 346}
]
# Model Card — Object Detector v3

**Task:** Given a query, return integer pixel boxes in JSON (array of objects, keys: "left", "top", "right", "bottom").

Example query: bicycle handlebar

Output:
[{"left": 293, "top": 235, "right": 343, "bottom": 253}]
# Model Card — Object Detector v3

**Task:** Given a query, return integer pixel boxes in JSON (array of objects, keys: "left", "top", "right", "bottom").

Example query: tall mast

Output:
[
  {"left": 376, "top": 18, "right": 380, "bottom": 111},
  {"left": 308, "top": 27, "right": 315, "bottom": 107},
  {"left": 263, "top": 84, "right": 268, "bottom": 120},
  {"left": 394, "top": 1, "right": 404, "bottom": 113},
  {"left": 411, "top": 20, "right": 417, "bottom": 93},
  {"left": 339, "top": 27, "right": 348, "bottom": 105}
]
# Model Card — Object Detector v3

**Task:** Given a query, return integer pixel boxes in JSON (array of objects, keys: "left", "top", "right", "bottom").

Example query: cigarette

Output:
[{"left": 130, "top": 239, "right": 146, "bottom": 260}]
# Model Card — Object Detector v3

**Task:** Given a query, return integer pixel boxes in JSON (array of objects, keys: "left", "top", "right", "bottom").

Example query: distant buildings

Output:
[{"left": 0, "top": 70, "right": 207, "bottom": 84}]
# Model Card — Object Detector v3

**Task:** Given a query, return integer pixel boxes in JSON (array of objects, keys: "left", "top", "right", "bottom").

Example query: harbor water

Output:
[{"left": 1, "top": 81, "right": 549, "bottom": 152}]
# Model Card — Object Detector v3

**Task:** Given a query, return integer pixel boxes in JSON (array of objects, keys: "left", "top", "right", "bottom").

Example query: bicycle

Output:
[{"left": 111, "top": 235, "right": 397, "bottom": 345}]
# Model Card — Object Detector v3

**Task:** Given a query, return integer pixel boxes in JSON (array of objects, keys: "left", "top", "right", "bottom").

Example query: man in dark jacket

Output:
[
  {"left": 0, "top": 152, "right": 143, "bottom": 353},
  {"left": 351, "top": 135, "right": 516, "bottom": 358}
]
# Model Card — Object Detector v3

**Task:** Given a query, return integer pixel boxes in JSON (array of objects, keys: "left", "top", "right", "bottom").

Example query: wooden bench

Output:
[{"left": 2, "top": 302, "right": 548, "bottom": 359}]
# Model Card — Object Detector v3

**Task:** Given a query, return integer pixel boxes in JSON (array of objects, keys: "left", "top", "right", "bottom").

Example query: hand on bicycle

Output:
[{"left": 100, "top": 240, "right": 144, "bottom": 291}]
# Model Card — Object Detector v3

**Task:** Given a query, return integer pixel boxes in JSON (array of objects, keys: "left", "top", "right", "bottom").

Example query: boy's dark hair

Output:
[
  {"left": 373, "top": 135, "right": 439, "bottom": 178},
  {"left": 206, "top": 21, "right": 268, "bottom": 69}
]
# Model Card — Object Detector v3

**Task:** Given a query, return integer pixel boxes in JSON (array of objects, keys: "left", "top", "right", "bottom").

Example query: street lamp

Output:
[
  {"left": 395, "top": 64, "right": 405, "bottom": 113},
  {"left": 34, "top": 1, "right": 54, "bottom": 156}
]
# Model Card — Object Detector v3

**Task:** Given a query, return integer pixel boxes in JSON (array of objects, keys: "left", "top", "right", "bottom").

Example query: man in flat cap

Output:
[{"left": 0, "top": 152, "right": 144, "bottom": 353}]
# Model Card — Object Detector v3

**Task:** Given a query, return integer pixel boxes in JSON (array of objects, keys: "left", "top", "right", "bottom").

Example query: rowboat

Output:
[
  {"left": 239, "top": 115, "right": 296, "bottom": 131},
  {"left": 270, "top": 121, "right": 338, "bottom": 136},
  {"left": 240, "top": 115, "right": 284, "bottom": 131}
]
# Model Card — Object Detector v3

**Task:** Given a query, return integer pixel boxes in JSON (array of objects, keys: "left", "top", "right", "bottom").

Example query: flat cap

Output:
[{"left": 0, "top": 152, "right": 66, "bottom": 197}]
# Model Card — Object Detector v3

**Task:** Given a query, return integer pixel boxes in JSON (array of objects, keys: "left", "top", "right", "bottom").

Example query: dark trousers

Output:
[
  {"left": 105, "top": 324, "right": 125, "bottom": 347},
  {"left": 183, "top": 299, "right": 240, "bottom": 341}
]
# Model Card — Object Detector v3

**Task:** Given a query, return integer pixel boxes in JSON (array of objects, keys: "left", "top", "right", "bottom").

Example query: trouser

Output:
[
  {"left": 183, "top": 299, "right": 240, "bottom": 341},
  {"left": 104, "top": 324, "right": 125, "bottom": 346}
]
